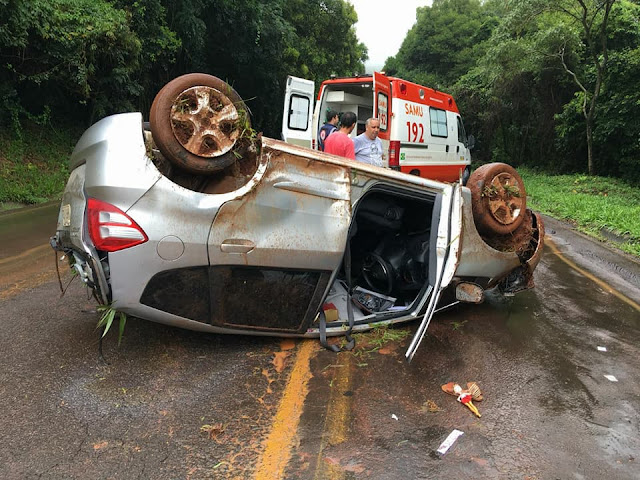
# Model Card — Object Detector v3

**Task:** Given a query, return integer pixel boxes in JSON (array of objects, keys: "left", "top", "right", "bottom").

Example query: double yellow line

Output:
[{"left": 254, "top": 342, "right": 352, "bottom": 480}]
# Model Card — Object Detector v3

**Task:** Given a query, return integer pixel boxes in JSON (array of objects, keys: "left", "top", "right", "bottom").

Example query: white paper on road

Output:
[
  {"left": 597, "top": 346, "right": 607, "bottom": 352},
  {"left": 604, "top": 375, "right": 618, "bottom": 382},
  {"left": 437, "top": 429, "right": 464, "bottom": 455}
]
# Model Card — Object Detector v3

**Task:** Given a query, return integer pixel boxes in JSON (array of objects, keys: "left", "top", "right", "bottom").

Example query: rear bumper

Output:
[{"left": 52, "top": 165, "right": 110, "bottom": 303}]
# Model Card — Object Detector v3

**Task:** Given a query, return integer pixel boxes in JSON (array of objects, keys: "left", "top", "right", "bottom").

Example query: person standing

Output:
[
  {"left": 318, "top": 110, "right": 339, "bottom": 151},
  {"left": 324, "top": 112, "right": 357, "bottom": 160},
  {"left": 353, "top": 117, "right": 385, "bottom": 167}
]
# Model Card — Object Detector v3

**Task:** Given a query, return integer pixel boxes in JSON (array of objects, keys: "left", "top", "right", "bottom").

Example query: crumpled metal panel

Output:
[{"left": 208, "top": 145, "right": 352, "bottom": 272}]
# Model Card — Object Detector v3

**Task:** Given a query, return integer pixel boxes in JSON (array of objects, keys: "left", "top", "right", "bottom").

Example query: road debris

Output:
[
  {"left": 437, "top": 429, "right": 464, "bottom": 455},
  {"left": 423, "top": 399, "right": 442, "bottom": 412},
  {"left": 442, "top": 381, "right": 483, "bottom": 417},
  {"left": 200, "top": 423, "right": 225, "bottom": 440}
]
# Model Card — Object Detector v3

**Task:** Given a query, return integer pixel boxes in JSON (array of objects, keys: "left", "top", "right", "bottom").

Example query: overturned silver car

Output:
[{"left": 51, "top": 74, "right": 544, "bottom": 360}]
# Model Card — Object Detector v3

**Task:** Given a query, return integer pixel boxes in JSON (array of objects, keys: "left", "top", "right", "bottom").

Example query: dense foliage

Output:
[
  {"left": 0, "top": 0, "right": 366, "bottom": 136},
  {"left": 386, "top": 0, "right": 640, "bottom": 183}
]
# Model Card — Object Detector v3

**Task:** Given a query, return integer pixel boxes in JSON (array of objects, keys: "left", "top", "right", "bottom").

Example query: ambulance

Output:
[{"left": 282, "top": 72, "right": 474, "bottom": 184}]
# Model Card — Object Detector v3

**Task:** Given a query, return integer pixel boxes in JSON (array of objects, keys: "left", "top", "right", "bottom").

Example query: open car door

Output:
[
  {"left": 281, "top": 76, "right": 314, "bottom": 148},
  {"left": 406, "top": 182, "right": 463, "bottom": 361}
]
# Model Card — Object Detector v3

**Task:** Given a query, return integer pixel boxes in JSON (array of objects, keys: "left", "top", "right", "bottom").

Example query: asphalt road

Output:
[{"left": 0, "top": 206, "right": 639, "bottom": 479}]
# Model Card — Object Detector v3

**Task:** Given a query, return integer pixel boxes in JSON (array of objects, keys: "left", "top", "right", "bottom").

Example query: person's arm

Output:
[
  {"left": 379, "top": 138, "right": 386, "bottom": 162},
  {"left": 352, "top": 135, "right": 363, "bottom": 161},
  {"left": 346, "top": 138, "right": 356, "bottom": 160}
]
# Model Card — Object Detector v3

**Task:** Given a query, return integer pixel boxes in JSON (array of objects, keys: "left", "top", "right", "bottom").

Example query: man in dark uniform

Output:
[{"left": 318, "top": 110, "right": 339, "bottom": 151}]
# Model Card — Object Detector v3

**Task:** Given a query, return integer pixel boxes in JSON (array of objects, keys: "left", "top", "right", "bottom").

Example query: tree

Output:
[
  {"left": 554, "top": 0, "right": 617, "bottom": 175},
  {"left": 282, "top": 0, "right": 367, "bottom": 85},
  {"left": 171, "top": 0, "right": 367, "bottom": 136},
  {"left": 555, "top": 0, "right": 640, "bottom": 181},
  {"left": 112, "top": 0, "right": 181, "bottom": 113},
  {"left": 455, "top": 0, "right": 579, "bottom": 168},
  {"left": 384, "top": 0, "right": 496, "bottom": 90},
  {"left": 0, "top": 0, "right": 141, "bottom": 128}
]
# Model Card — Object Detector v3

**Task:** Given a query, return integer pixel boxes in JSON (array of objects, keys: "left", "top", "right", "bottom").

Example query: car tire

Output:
[
  {"left": 468, "top": 163, "right": 527, "bottom": 235},
  {"left": 149, "top": 73, "right": 250, "bottom": 174}
]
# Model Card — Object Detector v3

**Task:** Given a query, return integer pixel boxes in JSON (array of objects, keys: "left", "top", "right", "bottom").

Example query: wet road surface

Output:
[
  {"left": 0, "top": 202, "right": 60, "bottom": 300},
  {"left": 0, "top": 208, "right": 638, "bottom": 479}
]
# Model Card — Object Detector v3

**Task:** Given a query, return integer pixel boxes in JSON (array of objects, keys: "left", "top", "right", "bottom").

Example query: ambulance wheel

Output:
[
  {"left": 150, "top": 73, "right": 250, "bottom": 174},
  {"left": 468, "top": 163, "right": 526, "bottom": 235}
]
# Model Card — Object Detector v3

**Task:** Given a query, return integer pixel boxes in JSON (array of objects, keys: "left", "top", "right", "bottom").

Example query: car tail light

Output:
[
  {"left": 388, "top": 140, "right": 401, "bottom": 171},
  {"left": 87, "top": 198, "right": 148, "bottom": 252}
]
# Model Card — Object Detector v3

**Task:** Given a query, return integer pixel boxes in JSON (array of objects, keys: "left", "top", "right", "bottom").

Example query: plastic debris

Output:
[
  {"left": 604, "top": 375, "right": 618, "bottom": 382},
  {"left": 597, "top": 346, "right": 607, "bottom": 352},
  {"left": 437, "top": 429, "right": 464, "bottom": 455},
  {"left": 391, "top": 414, "right": 399, "bottom": 421}
]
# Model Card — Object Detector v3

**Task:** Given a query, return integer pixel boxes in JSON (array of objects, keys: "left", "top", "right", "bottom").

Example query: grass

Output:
[
  {"left": 0, "top": 122, "right": 80, "bottom": 206},
  {"left": 350, "top": 324, "right": 411, "bottom": 357},
  {"left": 518, "top": 167, "right": 640, "bottom": 257},
  {"left": 96, "top": 303, "right": 127, "bottom": 346}
]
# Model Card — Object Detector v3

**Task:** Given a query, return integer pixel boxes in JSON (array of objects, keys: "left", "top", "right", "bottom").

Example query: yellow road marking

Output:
[
  {"left": 546, "top": 236, "right": 640, "bottom": 312},
  {"left": 313, "top": 354, "right": 353, "bottom": 480},
  {"left": 254, "top": 339, "right": 317, "bottom": 480}
]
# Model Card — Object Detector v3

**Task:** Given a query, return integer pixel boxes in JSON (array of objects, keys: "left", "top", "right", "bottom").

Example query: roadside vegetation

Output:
[
  {"left": 0, "top": 123, "right": 79, "bottom": 208},
  {"left": 519, "top": 167, "right": 640, "bottom": 257}
]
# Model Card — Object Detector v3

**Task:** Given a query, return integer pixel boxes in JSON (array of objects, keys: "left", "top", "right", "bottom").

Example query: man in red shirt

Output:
[{"left": 324, "top": 112, "right": 357, "bottom": 160}]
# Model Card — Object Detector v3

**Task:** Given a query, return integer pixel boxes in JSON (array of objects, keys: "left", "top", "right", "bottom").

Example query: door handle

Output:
[
  {"left": 446, "top": 145, "right": 450, "bottom": 152},
  {"left": 220, "top": 239, "right": 255, "bottom": 254},
  {"left": 457, "top": 145, "right": 460, "bottom": 153}
]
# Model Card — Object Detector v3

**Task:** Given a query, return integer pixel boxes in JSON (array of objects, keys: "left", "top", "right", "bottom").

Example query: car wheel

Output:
[
  {"left": 468, "top": 163, "right": 527, "bottom": 235},
  {"left": 149, "top": 73, "right": 250, "bottom": 174}
]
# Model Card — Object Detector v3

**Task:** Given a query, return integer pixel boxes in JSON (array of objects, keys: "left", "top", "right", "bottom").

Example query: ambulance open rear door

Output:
[
  {"left": 282, "top": 76, "right": 315, "bottom": 148},
  {"left": 373, "top": 72, "right": 393, "bottom": 167}
]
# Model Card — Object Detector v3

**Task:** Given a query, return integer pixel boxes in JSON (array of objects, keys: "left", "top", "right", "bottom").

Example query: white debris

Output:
[
  {"left": 604, "top": 375, "right": 618, "bottom": 382},
  {"left": 597, "top": 346, "right": 607, "bottom": 352},
  {"left": 391, "top": 414, "right": 399, "bottom": 421},
  {"left": 437, "top": 429, "right": 464, "bottom": 455}
]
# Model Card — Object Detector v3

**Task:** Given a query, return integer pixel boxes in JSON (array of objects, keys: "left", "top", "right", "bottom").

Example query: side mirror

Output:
[{"left": 467, "top": 134, "right": 476, "bottom": 151}]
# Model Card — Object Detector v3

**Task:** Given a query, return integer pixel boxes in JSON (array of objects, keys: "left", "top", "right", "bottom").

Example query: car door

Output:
[
  {"left": 405, "top": 182, "right": 463, "bottom": 361},
  {"left": 206, "top": 140, "right": 352, "bottom": 333},
  {"left": 281, "top": 76, "right": 315, "bottom": 148}
]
